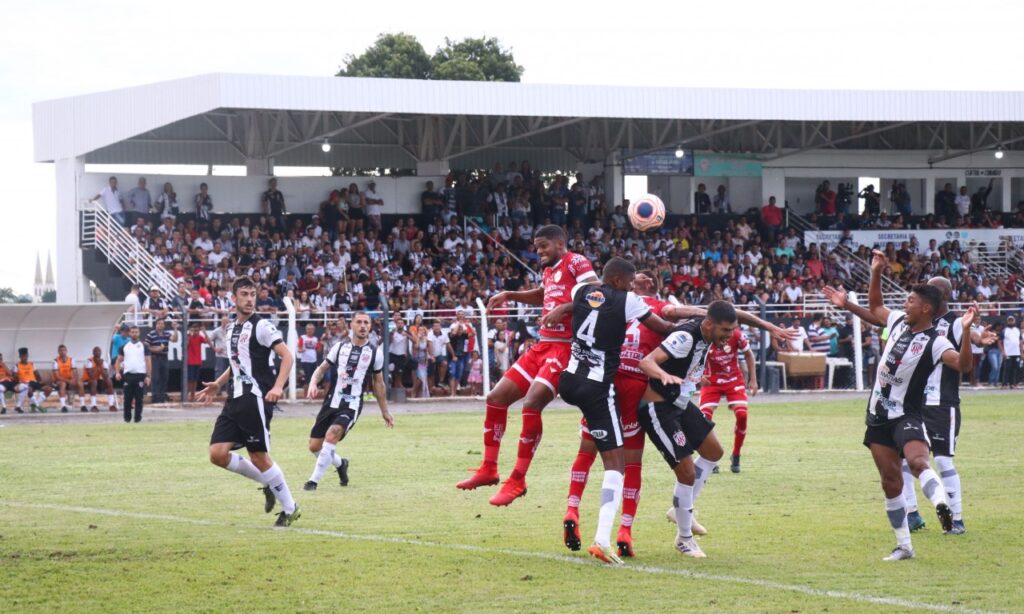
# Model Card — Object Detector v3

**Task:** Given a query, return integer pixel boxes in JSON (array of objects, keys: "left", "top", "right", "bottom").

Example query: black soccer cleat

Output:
[
  {"left": 563, "top": 517, "right": 581, "bottom": 552},
  {"left": 261, "top": 486, "right": 276, "bottom": 513},
  {"left": 14, "top": 407, "right": 24, "bottom": 414},
  {"left": 1, "top": 408, "right": 5, "bottom": 415},
  {"left": 303, "top": 480, "right": 318, "bottom": 492},
  {"left": 730, "top": 454, "right": 741, "bottom": 473},
  {"left": 61, "top": 406, "right": 69, "bottom": 413},
  {"left": 935, "top": 502, "right": 954, "bottom": 533},
  {"left": 80, "top": 406, "right": 88, "bottom": 413},
  {"left": 337, "top": 458, "right": 350, "bottom": 487},
  {"left": 274, "top": 504, "right": 301, "bottom": 527}
]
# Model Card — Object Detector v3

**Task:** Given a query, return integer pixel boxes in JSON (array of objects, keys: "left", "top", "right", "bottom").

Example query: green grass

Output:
[{"left": 1, "top": 396, "right": 1022, "bottom": 613}]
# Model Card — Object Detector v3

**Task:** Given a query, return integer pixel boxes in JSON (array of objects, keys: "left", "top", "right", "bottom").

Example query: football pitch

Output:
[{"left": 1, "top": 395, "right": 1022, "bottom": 613}]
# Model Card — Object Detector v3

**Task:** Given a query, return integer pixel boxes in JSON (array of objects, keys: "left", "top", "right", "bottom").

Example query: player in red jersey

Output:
[
  {"left": 561, "top": 271, "right": 707, "bottom": 558},
  {"left": 698, "top": 327, "right": 757, "bottom": 473},
  {"left": 456, "top": 225, "right": 599, "bottom": 506}
]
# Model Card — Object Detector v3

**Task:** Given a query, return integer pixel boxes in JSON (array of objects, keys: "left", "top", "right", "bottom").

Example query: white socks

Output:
[
  {"left": 935, "top": 456, "right": 962, "bottom": 520},
  {"left": 59, "top": 396, "right": 67, "bottom": 408},
  {"left": 309, "top": 442, "right": 340, "bottom": 484},
  {"left": 0, "top": 384, "right": 6, "bottom": 408},
  {"left": 901, "top": 461, "right": 918, "bottom": 512},
  {"left": 917, "top": 468, "right": 949, "bottom": 509},
  {"left": 108, "top": 394, "right": 117, "bottom": 409},
  {"left": 693, "top": 457, "right": 717, "bottom": 500},
  {"left": 886, "top": 495, "right": 911, "bottom": 547},
  {"left": 674, "top": 482, "right": 695, "bottom": 539},
  {"left": 226, "top": 453, "right": 264, "bottom": 483},
  {"left": 594, "top": 470, "right": 623, "bottom": 548},
  {"left": 16, "top": 385, "right": 28, "bottom": 407},
  {"left": 260, "top": 463, "right": 296, "bottom": 514}
]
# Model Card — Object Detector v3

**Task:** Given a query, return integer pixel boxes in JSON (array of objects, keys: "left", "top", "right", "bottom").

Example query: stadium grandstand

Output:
[{"left": 24, "top": 74, "right": 1024, "bottom": 400}]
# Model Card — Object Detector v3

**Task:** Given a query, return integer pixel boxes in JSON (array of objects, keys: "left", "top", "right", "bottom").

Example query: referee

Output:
[{"left": 114, "top": 326, "right": 151, "bottom": 423}]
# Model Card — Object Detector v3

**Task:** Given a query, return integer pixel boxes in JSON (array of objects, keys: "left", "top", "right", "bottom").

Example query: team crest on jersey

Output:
[
  {"left": 672, "top": 430, "right": 687, "bottom": 447},
  {"left": 585, "top": 290, "right": 606, "bottom": 309},
  {"left": 910, "top": 342, "right": 924, "bottom": 354},
  {"left": 554, "top": 270, "right": 563, "bottom": 282},
  {"left": 722, "top": 344, "right": 732, "bottom": 353},
  {"left": 239, "top": 332, "right": 250, "bottom": 345}
]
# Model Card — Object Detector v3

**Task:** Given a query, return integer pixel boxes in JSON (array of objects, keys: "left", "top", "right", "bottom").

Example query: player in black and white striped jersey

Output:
[
  {"left": 303, "top": 312, "right": 394, "bottom": 491},
  {"left": 858, "top": 251, "right": 977, "bottom": 561},
  {"left": 197, "top": 276, "right": 301, "bottom": 527}
]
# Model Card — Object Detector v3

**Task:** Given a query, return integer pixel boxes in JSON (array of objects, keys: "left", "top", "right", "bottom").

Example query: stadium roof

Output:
[{"left": 32, "top": 73, "right": 1024, "bottom": 169}]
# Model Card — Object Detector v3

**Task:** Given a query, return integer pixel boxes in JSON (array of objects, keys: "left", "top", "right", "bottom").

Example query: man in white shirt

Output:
[
  {"left": 298, "top": 324, "right": 321, "bottom": 394},
  {"left": 124, "top": 284, "right": 143, "bottom": 326},
  {"left": 784, "top": 279, "right": 804, "bottom": 304},
  {"left": 113, "top": 326, "right": 151, "bottom": 423},
  {"left": 955, "top": 186, "right": 971, "bottom": 217},
  {"left": 426, "top": 321, "right": 452, "bottom": 390},
  {"left": 364, "top": 181, "right": 384, "bottom": 230},
  {"left": 389, "top": 318, "right": 411, "bottom": 387},
  {"left": 208, "top": 242, "right": 230, "bottom": 267},
  {"left": 93, "top": 176, "right": 125, "bottom": 226},
  {"left": 1001, "top": 316, "right": 1021, "bottom": 388}
]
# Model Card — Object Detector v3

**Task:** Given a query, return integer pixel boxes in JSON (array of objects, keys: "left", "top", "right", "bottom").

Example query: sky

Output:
[{"left": 2, "top": 0, "right": 1023, "bottom": 294}]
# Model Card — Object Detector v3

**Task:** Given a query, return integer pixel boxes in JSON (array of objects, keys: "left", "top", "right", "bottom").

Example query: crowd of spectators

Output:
[{"left": 98, "top": 163, "right": 1024, "bottom": 398}]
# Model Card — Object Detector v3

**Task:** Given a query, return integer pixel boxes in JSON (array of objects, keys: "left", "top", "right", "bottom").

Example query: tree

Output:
[
  {"left": 432, "top": 37, "right": 523, "bottom": 82},
  {"left": 337, "top": 33, "right": 432, "bottom": 79},
  {"left": 338, "top": 34, "right": 523, "bottom": 82},
  {"left": 0, "top": 287, "right": 17, "bottom": 304},
  {"left": 42, "top": 290, "right": 57, "bottom": 303}
]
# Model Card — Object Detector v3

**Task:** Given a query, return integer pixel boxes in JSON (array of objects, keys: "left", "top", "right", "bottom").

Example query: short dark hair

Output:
[
  {"left": 352, "top": 312, "right": 371, "bottom": 323},
  {"left": 232, "top": 276, "right": 257, "bottom": 293},
  {"left": 707, "top": 300, "right": 737, "bottom": 324},
  {"left": 912, "top": 284, "right": 942, "bottom": 313},
  {"left": 18, "top": 347, "right": 28, "bottom": 355},
  {"left": 603, "top": 257, "right": 636, "bottom": 280},
  {"left": 534, "top": 224, "right": 566, "bottom": 243}
]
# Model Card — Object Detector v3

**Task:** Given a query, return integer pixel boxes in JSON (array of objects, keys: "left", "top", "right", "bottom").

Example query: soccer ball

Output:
[{"left": 628, "top": 194, "right": 666, "bottom": 232}]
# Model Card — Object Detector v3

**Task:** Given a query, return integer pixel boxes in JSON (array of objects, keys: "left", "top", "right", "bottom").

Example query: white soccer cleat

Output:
[
  {"left": 882, "top": 545, "right": 915, "bottom": 561},
  {"left": 674, "top": 535, "right": 706, "bottom": 558}
]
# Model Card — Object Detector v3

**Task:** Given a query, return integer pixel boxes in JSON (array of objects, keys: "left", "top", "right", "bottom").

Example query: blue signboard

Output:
[{"left": 623, "top": 149, "right": 695, "bottom": 175}]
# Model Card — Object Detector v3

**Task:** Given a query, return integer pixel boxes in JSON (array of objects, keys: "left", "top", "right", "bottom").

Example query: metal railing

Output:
[{"left": 80, "top": 201, "right": 179, "bottom": 300}]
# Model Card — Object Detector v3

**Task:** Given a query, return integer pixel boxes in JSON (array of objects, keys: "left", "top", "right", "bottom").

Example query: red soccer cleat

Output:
[
  {"left": 563, "top": 510, "right": 581, "bottom": 551},
  {"left": 488, "top": 477, "right": 527, "bottom": 506},
  {"left": 616, "top": 528, "right": 635, "bottom": 558},
  {"left": 456, "top": 465, "right": 500, "bottom": 490}
]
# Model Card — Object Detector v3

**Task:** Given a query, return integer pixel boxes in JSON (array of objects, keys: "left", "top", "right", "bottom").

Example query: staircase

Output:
[
  {"left": 966, "top": 241, "right": 1024, "bottom": 296},
  {"left": 79, "top": 202, "right": 178, "bottom": 301},
  {"left": 785, "top": 210, "right": 905, "bottom": 307}
]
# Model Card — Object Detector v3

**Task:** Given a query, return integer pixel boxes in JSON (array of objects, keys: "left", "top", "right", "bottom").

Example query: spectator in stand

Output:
[
  {"left": 1002, "top": 315, "right": 1021, "bottom": 388},
  {"left": 155, "top": 182, "right": 179, "bottom": 223},
  {"left": 207, "top": 319, "right": 230, "bottom": 387},
  {"left": 858, "top": 184, "right": 881, "bottom": 217},
  {"left": 713, "top": 184, "right": 731, "bottom": 214},
  {"left": 695, "top": 183, "right": 712, "bottom": 214},
  {"left": 185, "top": 322, "right": 208, "bottom": 402},
  {"left": 421, "top": 181, "right": 444, "bottom": 221},
  {"left": 262, "top": 178, "right": 287, "bottom": 230},
  {"left": 816, "top": 180, "right": 837, "bottom": 217},
  {"left": 124, "top": 284, "right": 143, "bottom": 326},
  {"left": 298, "top": 323, "right": 321, "bottom": 393},
  {"left": 954, "top": 185, "right": 971, "bottom": 218},
  {"left": 936, "top": 183, "right": 957, "bottom": 224},
  {"left": 145, "top": 318, "right": 176, "bottom": 403},
  {"left": 142, "top": 286, "right": 168, "bottom": 323},
  {"left": 364, "top": 180, "right": 384, "bottom": 230},
  {"left": 195, "top": 182, "right": 213, "bottom": 230},
  {"left": 427, "top": 320, "right": 452, "bottom": 395},
  {"left": 124, "top": 177, "right": 152, "bottom": 227},
  {"left": 346, "top": 182, "right": 365, "bottom": 231},
  {"left": 761, "top": 196, "right": 783, "bottom": 241},
  {"left": 389, "top": 318, "right": 410, "bottom": 389},
  {"left": 93, "top": 176, "right": 126, "bottom": 226},
  {"left": 891, "top": 183, "right": 912, "bottom": 217},
  {"left": 971, "top": 178, "right": 995, "bottom": 219}
]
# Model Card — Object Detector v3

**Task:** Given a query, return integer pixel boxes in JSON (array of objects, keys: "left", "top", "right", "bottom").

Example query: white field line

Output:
[{"left": 0, "top": 501, "right": 1000, "bottom": 614}]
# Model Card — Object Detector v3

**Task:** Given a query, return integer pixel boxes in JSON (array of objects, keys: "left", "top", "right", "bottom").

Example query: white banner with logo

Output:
[{"left": 804, "top": 228, "right": 1024, "bottom": 250}]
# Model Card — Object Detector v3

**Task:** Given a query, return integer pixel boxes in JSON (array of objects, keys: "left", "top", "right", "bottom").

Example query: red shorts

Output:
[
  {"left": 581, "top": 375, "right": 647, "bottom": 450},
  {"left": 506, "top": 340, "right": 570, "bottom": 396},
  {"left": 698, "top": 381, "right": 748, "bottom": 419}
]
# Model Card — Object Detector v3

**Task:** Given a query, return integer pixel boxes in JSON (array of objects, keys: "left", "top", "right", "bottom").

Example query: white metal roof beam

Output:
[
  {"left": 265, "top": 113, "right": 392, "bottom": 159},
  {"left": 450, "top": 117, "right": 588, "bottom": 160},
  {"left": 927, "top": 132, "right": 1024, "bottom": 164},
  {"left": 765, "top": 121, "right": 916, "bottom": 161}
]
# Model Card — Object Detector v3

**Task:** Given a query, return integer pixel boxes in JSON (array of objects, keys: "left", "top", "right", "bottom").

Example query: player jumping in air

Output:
[{"left": 456, "top": 225, "right": 599, "bottom": 507}]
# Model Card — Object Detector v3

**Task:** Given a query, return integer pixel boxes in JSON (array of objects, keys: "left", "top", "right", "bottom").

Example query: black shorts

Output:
[
  {"left": 559, "top": 372, "right": 622, "bottom": 452},
  {"left": 638, "top": 399, "right": 715, "bottom": 468},
  {"left": 349, "top": 207, "right": 365, "bottom": 220},
  {"left": 923, "top": 404, "right": 961, "bottom": 457},
  {"left": 86, "top": 379, "right": 111, "bottom": 393},
  {"left": 210, "top": 394, "right": 273, "bottom": 453},
  {"left": 862, "top": 415, "right": 929, "bottom": 455},
  {"left": 25, "top": 381, "right": 43, "bottom": 393},
  {"left": 0, "top": 379, "right": 15, "bottom": 390},
  {"left": 309, "top": 401, "right": 361, "bottom": 439}
]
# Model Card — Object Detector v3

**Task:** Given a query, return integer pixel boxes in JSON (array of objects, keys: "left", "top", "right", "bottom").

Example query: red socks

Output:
[
  {"left": 510, "top": 408, "right": 543, "bottom": 481},
  {"left": 565, "top": 449, "right": 597, "bottom": 513},
  {"left": 482, "top": 402, "right": 508, "bottom": 468},
  {"left": 620, "top": 463, "right": 642, "bottom": 529},
  {"left": 733, "top": 407, "right": 748, "bottom": 457}
]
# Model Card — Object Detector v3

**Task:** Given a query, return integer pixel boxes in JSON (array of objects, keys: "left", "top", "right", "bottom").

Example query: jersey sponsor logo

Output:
[
  {"left": 672, "top": 430, "right": 687, "bottom": 447},
  {"left": 590, "top": 429, "right": 608, "bottom": 439},
  {"left": 585, "top": 290, "right": 606, "bottom": 309},
  {"left": 622, "top": 419, "right": 639, "bottom": 432}
]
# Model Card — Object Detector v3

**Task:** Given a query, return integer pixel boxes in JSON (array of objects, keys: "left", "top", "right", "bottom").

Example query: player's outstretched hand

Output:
[
  {"left": 195, "top": 381, "right": 220, "bottom": 403},
  {"left": 979, "top": 325, "right": 999, "bottom": 346},
  {"left": 265, "top": 385, "right": 283, "bottom": 404},
  {"left": 961, "top": 303, "right": 979, "bottom": 329},
  {"left": 305, "top": 385, "right": 320, "bottom": 400},
  {"left": 540, "top": 304, "right": 569, "bottom": 328},
  {"left": 822, "top": 285, "right": 847, "bottom": 308},
  {"left": 769, "top": 325, "right": 799, "bottom": 343},
  {"left": 381, "top": 410, "right": 394, "bottom": 428},
  {"left": 870, "top": 249, "right": 887, "bottom": 272},
  {"left": 699, "top": 375, "right": 711, "bottom": 388},
  {"left": 486, "top": 292, "right": 509, "bottom": 311}
]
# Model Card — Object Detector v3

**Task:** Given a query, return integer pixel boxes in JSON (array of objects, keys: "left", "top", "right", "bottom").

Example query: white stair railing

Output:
[{"left": 80, "top": 201, "right": 179, "bottom": 300}]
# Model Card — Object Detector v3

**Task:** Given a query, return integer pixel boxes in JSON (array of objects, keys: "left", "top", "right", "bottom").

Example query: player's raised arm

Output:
[
  {"left": 939, "top": 305, "right": 978, "bottom": 374},
  {"left": 665, "top": 304, "right": 707, "bottom": 321},
  {"left": 823, "top": 285, "right": 884, "bottom": 327},
  {"left": 487, "top": 287, "right": 544, "bottom": 310},
  {"left": 734, "top": 310, "right": 797, "bottom": 344},
  {"left": 867, "top": 249, "right": 892, "bottom": 325}
]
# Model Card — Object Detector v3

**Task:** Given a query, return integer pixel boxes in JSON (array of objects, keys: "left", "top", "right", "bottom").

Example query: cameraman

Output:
[{"left": 858, "top": 184, "right": 881, "bottom": 217}]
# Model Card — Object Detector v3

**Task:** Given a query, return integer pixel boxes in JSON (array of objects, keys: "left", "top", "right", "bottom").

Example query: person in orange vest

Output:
[
  {"left": 15, "top": 347, "right": 50, "bottom": 413},
  {"left": 81, "top": 346, "right": 118, "bottom": 413},
  {"left": 0, "top": 353, "right": 16, "bottom": 414},
  {"left": 53, "top": 344, "right": 86, "bottom": 413}
]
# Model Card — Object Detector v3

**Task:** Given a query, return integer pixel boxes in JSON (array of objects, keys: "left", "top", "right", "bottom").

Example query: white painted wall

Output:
[{"left": 80, "top": 173, "right": 447, "bottom": 216}]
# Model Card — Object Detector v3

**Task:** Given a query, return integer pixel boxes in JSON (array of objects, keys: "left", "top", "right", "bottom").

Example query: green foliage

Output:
[
  {"left": 338, "top": 34, "right": 522, "bottom": 82},
  {"left": 41, "top": 289, "right": 57, "bottom": 303},
  {"left": 0, "top": 287, "right": 32, "bottom": 303}
]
